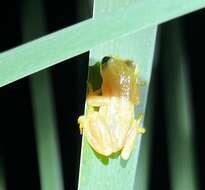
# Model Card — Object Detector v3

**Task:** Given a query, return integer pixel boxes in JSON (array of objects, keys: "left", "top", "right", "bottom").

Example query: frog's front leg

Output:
[
  {"left": 78, "top": 95, "right": 110, "bottom": 134},
  {"left": 78, "top": 95, "right": 114, "bottom": 156},
  {"left": 87, "top": 95, "right": 110, "bottom": 107},
  {"left": 78, "top": 95, "right": 110, "bottom": 132},
  {"left": 121, "top": 113, "right": 145, "bottom": 160}
]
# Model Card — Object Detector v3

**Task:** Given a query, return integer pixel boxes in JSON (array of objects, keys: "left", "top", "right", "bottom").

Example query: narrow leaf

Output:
[
  {"left": 21, "top": 0, "right": 64, "bottom": 190},
  {"left": 0, "top": 157, "right": 6, "bottom": 190},
  {"left": 78, "top": 0, "right": 157, "bottom": 189},
  {"left": 161, "top": 21, "right": 197, "bottom": 190},
  {"left": 134, "top": 70, "right": 156, "bottom": 190},
  {"left": 1, "top": 0, "right": 205, "bottom": 87}
]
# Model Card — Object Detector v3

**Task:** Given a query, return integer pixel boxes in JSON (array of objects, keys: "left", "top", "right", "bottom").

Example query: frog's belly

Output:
[{"left": 100, "top": 97, "right": 134, "bottom": 152}]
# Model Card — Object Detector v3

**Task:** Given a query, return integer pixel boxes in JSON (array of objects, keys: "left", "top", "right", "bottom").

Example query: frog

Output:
[{"left": 78, "top": 56, "right": 145, "bottom": 160}]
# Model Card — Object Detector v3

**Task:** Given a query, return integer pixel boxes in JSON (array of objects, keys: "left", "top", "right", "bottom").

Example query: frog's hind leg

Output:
[
  {"left": 121, "top": 113, "right": 145, "bottom": 160},
  {"left": 121, "top": 121, "right": 138, "bottom": 160},
  {"left": 78, "top": 112, "right": 113, "bottom": 157}
]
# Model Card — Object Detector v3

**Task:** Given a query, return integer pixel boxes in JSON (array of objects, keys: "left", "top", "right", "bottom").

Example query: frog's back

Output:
[
  {"left": 101, "top": 57, "right": 140, "bottom": 104},
  {"left": 99, "top": 97, "right": 134, "bottom": 152}
]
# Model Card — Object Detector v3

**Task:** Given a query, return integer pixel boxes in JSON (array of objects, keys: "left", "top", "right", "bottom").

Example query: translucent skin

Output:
[{"left": 78, "top": 57, "right": 145, "bottom": 160}]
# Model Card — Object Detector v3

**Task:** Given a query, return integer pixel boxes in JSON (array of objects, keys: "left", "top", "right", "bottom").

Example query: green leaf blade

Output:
[
  {"left": 21, "top": 0, "right": 64, "bottom": 189},
  {"left": 1, "top": 0, "right": 205, "bottom": 87},
  {"left": 78, "top": 27, "right": 157, "bottom": 190},
  {"left": 161, "top": 21, "right": 197, "bottom": 190},
  {"left": 78, "top": 1, "right": 157, "bottom": 189}
]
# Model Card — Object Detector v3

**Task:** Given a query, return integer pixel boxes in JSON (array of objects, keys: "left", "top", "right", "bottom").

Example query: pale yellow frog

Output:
[{"left": 78, "top": 56, "right": 145, "bottom": 160}]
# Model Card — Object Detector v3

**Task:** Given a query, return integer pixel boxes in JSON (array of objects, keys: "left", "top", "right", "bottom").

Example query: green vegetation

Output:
[{"left": 0, "top": 0, "right": 204, "bottom": 189}]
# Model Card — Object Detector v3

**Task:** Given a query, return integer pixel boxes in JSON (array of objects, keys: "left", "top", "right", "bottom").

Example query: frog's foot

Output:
[
  {"left": 87, "top": 83, "right": 102, "bottom": 96},
  {"left": 121, "top": 113, "right": 145, "bottom": 160},
  {"left": 135, "top": 112, "right": 146, "bottom": 134},
  {"left": 90, "top": 89, "right": 102, "bottom": 96},
  {"left": 78, "top": 115, "right": 87, "bottom": 134}
]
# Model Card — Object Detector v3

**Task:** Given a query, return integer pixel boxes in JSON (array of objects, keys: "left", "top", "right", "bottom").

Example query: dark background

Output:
[{"left": 0, "top": 0, "right": 204, "bottom": 190}]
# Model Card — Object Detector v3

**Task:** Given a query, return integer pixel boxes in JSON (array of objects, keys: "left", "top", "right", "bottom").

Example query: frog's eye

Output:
[
  {"left": 125, "top": 60, "right": 134, "bottom": 68},
  {"left": 102, "top": 56, "right": 111, "bottom": 65}
]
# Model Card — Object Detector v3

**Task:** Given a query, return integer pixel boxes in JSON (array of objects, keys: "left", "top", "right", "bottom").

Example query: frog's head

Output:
[
  {"left": 101, "top": 56, "right": 111, "bottom": 65},
  {"left": 100, "top": 56, "right": 135, "bottom": 77},
  {"left": 100, "top": 56, "right": 139, "bottom": 103}
]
